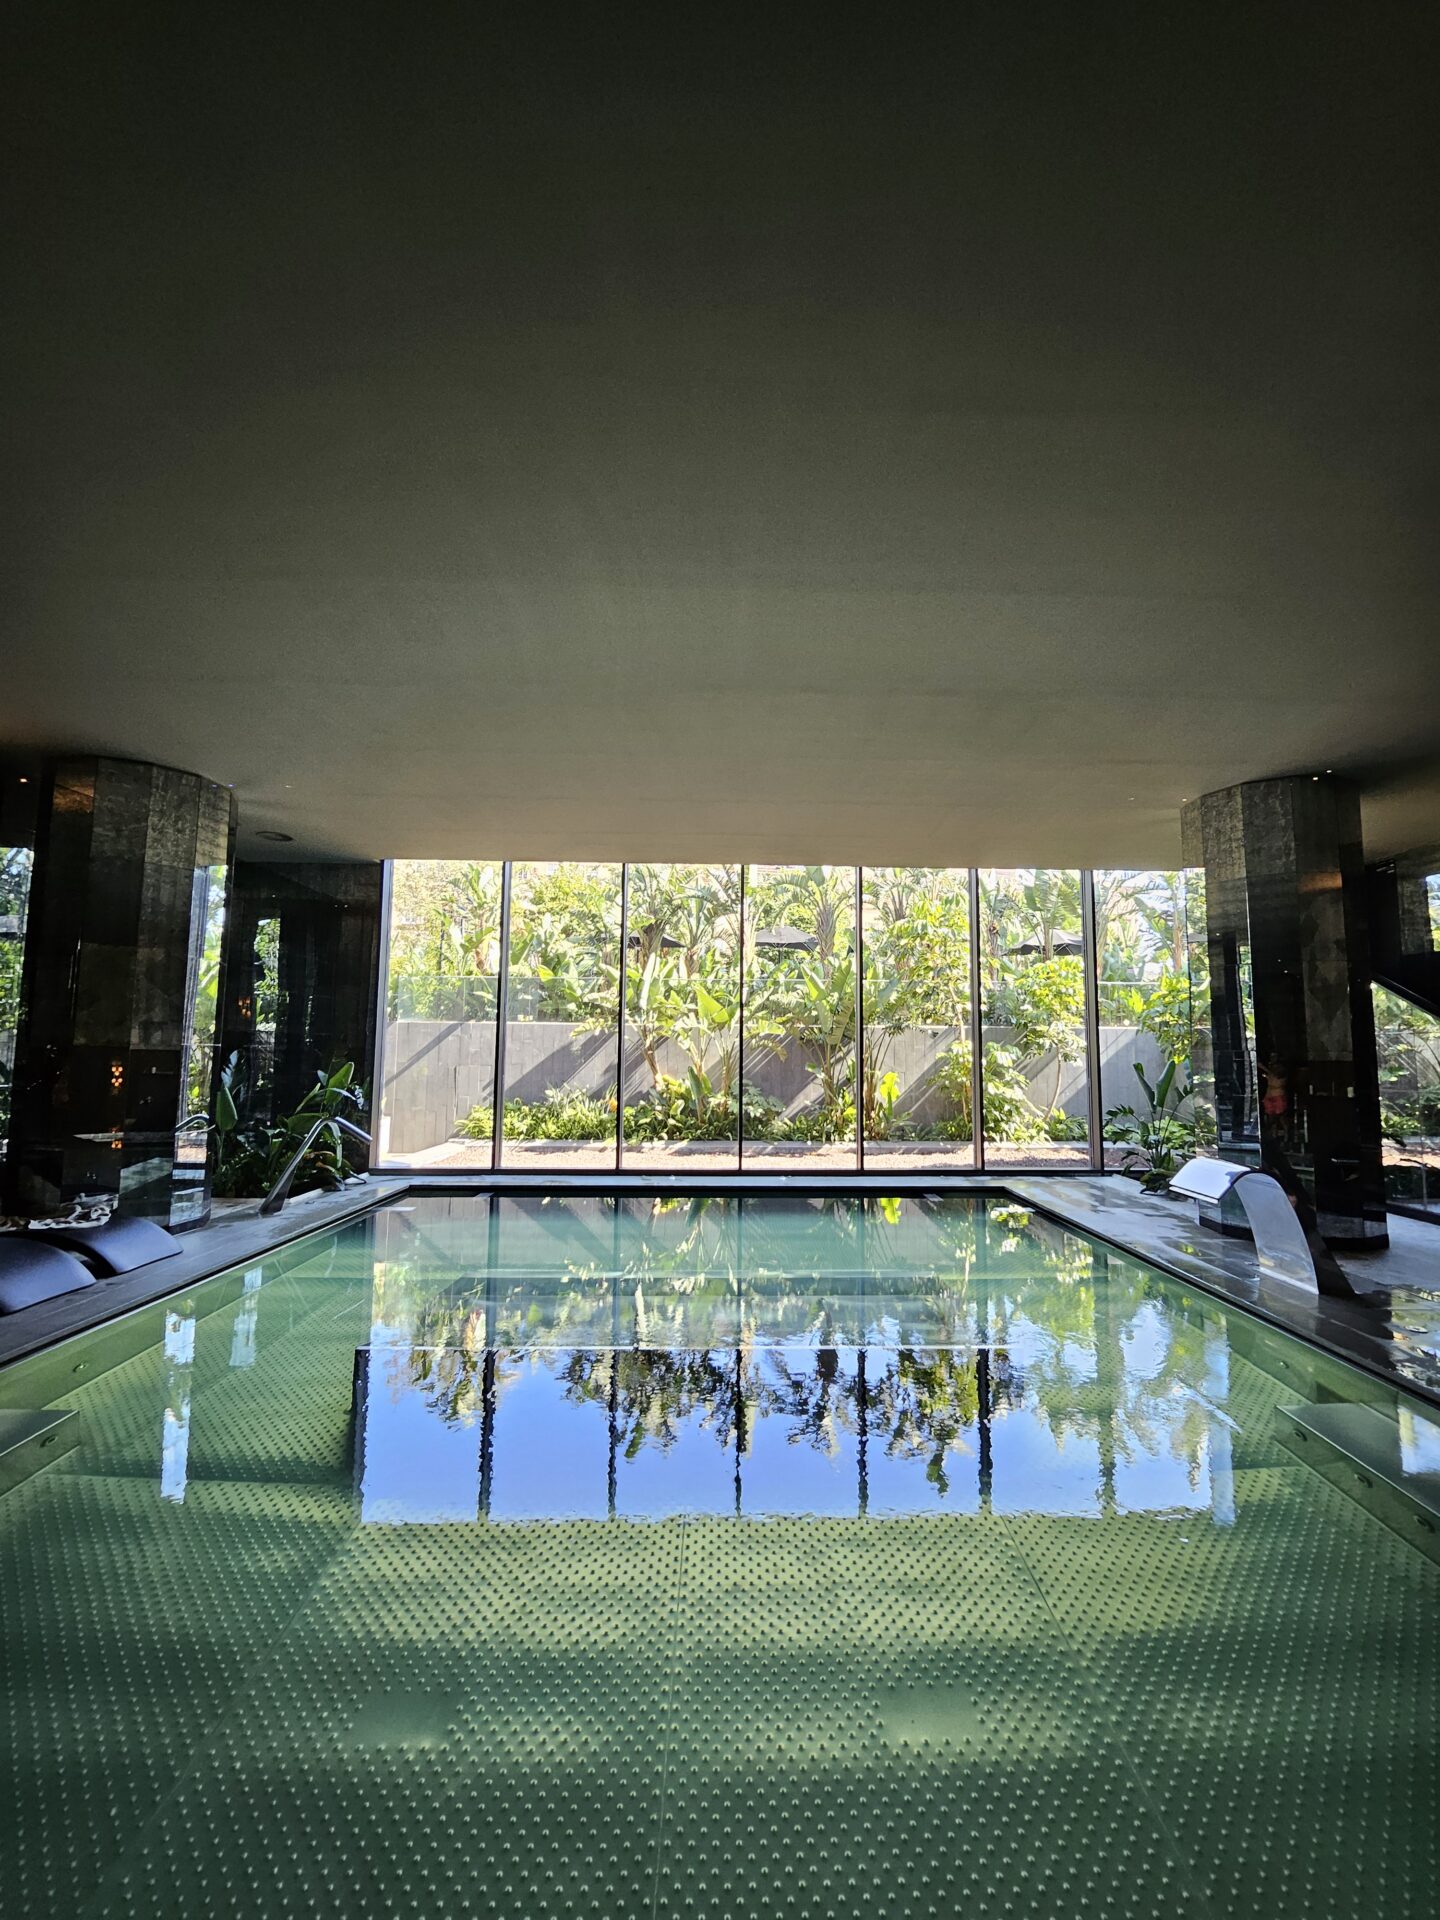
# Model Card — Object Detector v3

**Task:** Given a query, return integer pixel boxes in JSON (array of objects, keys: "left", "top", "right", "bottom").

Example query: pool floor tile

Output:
[
  {"left": 84, "top": 1519, "right": 686, "bottom": 1919},
  {"left": 652, "top": 1515, "right": 1209, "bottom": 1920}
]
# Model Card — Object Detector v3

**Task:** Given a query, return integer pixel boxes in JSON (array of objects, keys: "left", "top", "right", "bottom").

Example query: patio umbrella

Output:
[
  {"left": 754, "top": 924, "right": 818, "bottom": 951},
  {"left": 1006, "top": 935, "right": 1083, "bottom": 956},
  {"left": 626, "top": 927, "right": 685, "bottom": 949}
]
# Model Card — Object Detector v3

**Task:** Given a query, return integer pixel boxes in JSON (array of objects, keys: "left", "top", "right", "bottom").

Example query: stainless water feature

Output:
[{"left": 1170, "top": 1156, "right": 1321, "bottom": 1291}]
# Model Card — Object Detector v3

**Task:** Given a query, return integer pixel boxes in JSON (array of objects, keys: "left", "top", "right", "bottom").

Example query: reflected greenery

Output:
[{"left": 376, "top": 1195, "right": 1228, "bottom": 1513}]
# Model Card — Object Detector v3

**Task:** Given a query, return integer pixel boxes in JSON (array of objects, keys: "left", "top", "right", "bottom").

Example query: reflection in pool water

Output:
[
  {"left": 355, "top": 1338, "right": 1233, "bottom": 1525},
  {"left": 348, "top": 1194, "right": 1239, "bottom": 1526}
]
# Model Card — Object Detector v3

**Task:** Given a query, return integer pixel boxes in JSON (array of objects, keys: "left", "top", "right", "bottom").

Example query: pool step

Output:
[
  {"left": 0, "top": 1407, "right": 79, "bottom": 1496},
  {"left": 1277, "top": 1400, "right": 1440, "bottom": 1564}
]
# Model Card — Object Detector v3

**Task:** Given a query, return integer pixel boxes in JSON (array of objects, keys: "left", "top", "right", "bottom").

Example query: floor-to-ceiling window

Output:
[
  {"left": 621, "top": 864, "right": 742, "bottom": 1170},
  {"left": 860, "top": 867, "right": 976, "bottom": 1171},
  {"left": 500, "top": 862, "right": 623, "bottom": 1169},
  {"left": 977, "top": 869, "right": 1091, "bottom": 1168},
  {"left": 741, "top": 865, "right": 857, "bottom": 1168},
  {"left": 1091, "top": 869, "right": 1207, "bottom": 1180},
  {"left": 0, "top": 840, "right": 33, "bottom": 1168},
  {"left": 380, "top": 859, "right": 503, "bottom": 1166},
  {"left": 375, "top": 858, "right": 1213, "bottom": 1176},
  {"left": 1373, "top": 983, "right": 1440, "bottom": 1220}
]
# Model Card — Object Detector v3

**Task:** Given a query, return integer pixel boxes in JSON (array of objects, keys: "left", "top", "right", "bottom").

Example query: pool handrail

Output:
[{"left": 260, "top": 1116, "right": 372, "bottom": 1216}]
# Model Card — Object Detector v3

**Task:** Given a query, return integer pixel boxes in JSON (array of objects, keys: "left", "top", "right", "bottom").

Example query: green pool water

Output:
[{"left": 0, "top": 1193, "right": 1436, "bottom": 1918}]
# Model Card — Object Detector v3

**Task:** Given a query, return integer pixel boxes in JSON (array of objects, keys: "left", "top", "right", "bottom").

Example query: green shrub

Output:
[
  {"left": 978, "top": 1045, "right": 1043, "bottom": 1142},
  {"left": 459, "top": 1089, "right": 614, "bottom": 1142},
  {"left": 623, "top": 1078, "right": 782, "bottom": 1143}
]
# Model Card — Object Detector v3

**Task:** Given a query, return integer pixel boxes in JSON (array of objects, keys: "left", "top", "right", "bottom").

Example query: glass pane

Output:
[
  {"left": 860, "top": 867, "right": 974, "bottom": 1170},
  {"left": 621, "top": 864, "right": 742, "bottom": 1170},
  {"left": 741, "top": 865, "right": 857, "bottom": 1168},
  {"left": 1182, "top": 866, "right": 1217, "bottom": 1148},
  {"left": 1373, "top": 983, "right": 1440, "bottom": 1220},
  {"left": 380, "top": 859, "right": 503, "bottom": 1168},
  {"left": 182, "top": 859, "right": 228, "bottom": 1121},
  {"left": 1092, "top": 870, "right": 1210, "bottom": 1182},
  {"left": 501, "top": 862, "right": 622, "bottom": 1169},
  {"left": 977, "top": 868, "right": 1090, "bottom": 1168},
  {"left": 0, "top": 843, "right": 33, "bottom": 1163}
]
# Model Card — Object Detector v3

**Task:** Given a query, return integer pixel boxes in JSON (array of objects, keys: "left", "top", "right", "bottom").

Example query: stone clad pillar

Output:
[
  {"left": 5, "top": 757, "right": 236, "bottom": 1226},
  {"left": 1182, "top": 775, "right": 1387, "bottom": 1251}
]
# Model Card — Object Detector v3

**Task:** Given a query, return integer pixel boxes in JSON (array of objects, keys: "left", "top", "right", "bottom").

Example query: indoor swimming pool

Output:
[{"left": 0, "top": 1192, "right": 1435, "bottom": 1918}]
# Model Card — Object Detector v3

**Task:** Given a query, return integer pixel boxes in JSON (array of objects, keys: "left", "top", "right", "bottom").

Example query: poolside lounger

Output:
[
  {"left": 40, "top": 1215, "right": 182, "bottom": 1276},
  {"left": 0, "top": 1237, "right": 96, "bottom": 1314}
]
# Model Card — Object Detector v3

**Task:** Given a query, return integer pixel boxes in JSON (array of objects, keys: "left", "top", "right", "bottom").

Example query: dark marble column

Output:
[
  {"left": 218, "top": 859, "right": 383, "bottom": 1130},
  {"left": 5, "top": 758, "right": 236, "bottom": 1227},
  {"left": 1182, "top": 776, "right": 1387, "bottom": 1251}
]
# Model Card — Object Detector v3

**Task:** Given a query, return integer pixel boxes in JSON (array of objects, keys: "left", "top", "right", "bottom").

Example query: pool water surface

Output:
[{"left": 0, "top": 1193, "right": 1435, "bottom": 1918}]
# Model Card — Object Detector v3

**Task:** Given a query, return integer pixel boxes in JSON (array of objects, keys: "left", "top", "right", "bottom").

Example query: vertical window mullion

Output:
[
  {"left": 491, "top": 860, "right": 513, "bottom": 1172},
  {"left": 1080, "top": 868, "right": 1104, "bottom": 1169},
  {"left": 968, "top": 867, "right": 984, "bottom": 1172},
  {"left": 616, "top": 863, "right": 629, "bottom": 1172},
  {"left": 855, "top": 865, "right": 865, "bottom": 1174}
]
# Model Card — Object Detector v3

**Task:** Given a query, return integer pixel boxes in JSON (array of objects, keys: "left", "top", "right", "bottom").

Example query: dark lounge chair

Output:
[
  {"left": 40, "top": 1216, "right": 182, "bottom": 1276},
  {"left": 0, "top": 1237, "right": 96, "bottom": 1314}
]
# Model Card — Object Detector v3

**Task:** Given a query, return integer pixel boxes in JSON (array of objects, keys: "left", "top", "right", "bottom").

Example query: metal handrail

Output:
[{"left": 260, "top": 1115, "right": 372, "bottom": 1216}]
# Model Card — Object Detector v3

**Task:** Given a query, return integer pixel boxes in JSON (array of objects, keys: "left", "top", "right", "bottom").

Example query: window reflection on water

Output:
[
  {"left": 160, "top": 1309, "right": 196, "bottom": 1505},
  {"left": 349, "top": 1196, "right": 1238, "bottom": 1527},
  {"left": 355, "top": 1336, "right": 1234, "bottom": 1525}
]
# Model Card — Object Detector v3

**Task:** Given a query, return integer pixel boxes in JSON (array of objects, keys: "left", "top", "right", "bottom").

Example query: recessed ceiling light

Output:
[{"left": 256, "top": 830, "right": 294, "bottom": 842}]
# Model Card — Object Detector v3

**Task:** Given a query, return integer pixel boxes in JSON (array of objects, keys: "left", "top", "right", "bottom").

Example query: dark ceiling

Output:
[{"left": 3, "top": 4, "right": 1437, "bottom": 864}]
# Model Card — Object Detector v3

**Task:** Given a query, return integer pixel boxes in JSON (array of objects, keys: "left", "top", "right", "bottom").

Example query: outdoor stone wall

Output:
[
  {"left": 382, "top": 1018, "right": 497, "bottom": 1158},
  {"left": 381, "top": 1016, "right": 1170, "bottom": 1159}
]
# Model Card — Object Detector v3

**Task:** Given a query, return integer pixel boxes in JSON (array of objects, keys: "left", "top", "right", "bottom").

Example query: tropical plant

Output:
[
  {"left": 980, "top": 1046, "right": 1045, "bottom": 1142},
  {"left": 747, "top": 867, "right": 857, "bottom": 1136},
  {"left": 928, "top": 1042, "right": 977, "bottom": 1141},
  {"left": 1135, "top": 970, "right": 1193, "bottom": 1066},
  {"left": 624, "top": 1079, "right": 783, "bottom": 1143},
  {"left": 384, "top": 861, "right": 506, "bottom": 1021},
  {"left": 1103, "top": 1059, "right": 1196, "bottom": 1188},
  {"left": 630, "top": 947, "right": 740, "bottom": 1119},
  {"left": 212, "top": 1057, "right": 367, "bottom": 1199},
  {"left": 183, "top": 864, "right": 228, "bottom": 1115},
  {"left": 1000, "top": 956, "right": 1086, "bottom": 1121},
  {"left": 928, "top": 1041, "right": 1042, "bottom": 1143},
  {"left": 1373, "top": 983, "right": 1440, "bottom": 1147}
]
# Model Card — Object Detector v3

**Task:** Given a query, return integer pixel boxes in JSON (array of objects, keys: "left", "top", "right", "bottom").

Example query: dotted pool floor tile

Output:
[
  {"left": 1003, "top": 1470, "right": 1440, "bottom": 1920},
  {"left": 654, "top": 1516, "right": 1208, "bottom": 1920},
  {"left": 85, "top": 1519, "right": 687, "bottom": 1920}
]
